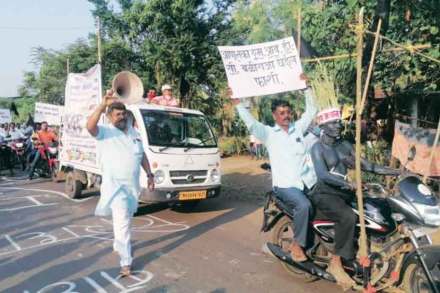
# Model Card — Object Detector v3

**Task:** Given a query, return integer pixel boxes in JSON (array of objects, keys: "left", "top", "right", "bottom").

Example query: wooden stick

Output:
[
  {"left": 302, "top": 44, "right": 430, "bottom": 63},
  {"left": 96, "top": 17, "right": 102, "bottom": 64},
  {"left": 355, "top": 8, "right": 368, "bottom": 264},
  {"left": 363, "top": 29, "right": 440, "bottom": 65},
  {"left": 423, "top": 117, "right": 440, "bottom": 183},
  {"left": 297, "top": 7, "right": 301, "bottom": 57},
  {"left": 360, "top": 18, "right": 382, "bottom": 114}
]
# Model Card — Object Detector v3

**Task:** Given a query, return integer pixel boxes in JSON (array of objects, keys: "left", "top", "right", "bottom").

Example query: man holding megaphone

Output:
[{"left": 87, "top": 89, "right": 155, "bottom": 277}]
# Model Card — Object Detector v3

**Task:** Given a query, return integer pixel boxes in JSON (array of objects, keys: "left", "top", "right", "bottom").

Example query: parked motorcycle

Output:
[{"left": 261, "top": 156, "right": 440, "bottom": 292}]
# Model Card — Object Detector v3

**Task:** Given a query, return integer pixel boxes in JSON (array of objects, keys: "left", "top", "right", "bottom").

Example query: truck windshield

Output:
[{"left": 141, "top": 110, "right": 217, "bottom": 148}]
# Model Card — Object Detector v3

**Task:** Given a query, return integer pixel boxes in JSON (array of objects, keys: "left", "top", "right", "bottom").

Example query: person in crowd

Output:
[
  {"left": 28, "top": 121, "right": 58, "bottom": 179},
  {"left": 229, "top": 74, "right": 317, "bottom": 262},
  {"left": 0, "top": 124, "right": 6, "bottom": 138},
  {"left": 150, "top": 84, "right": 179, "bottom": 107},
  {"left": 86, "top": 89, "right": 155, "bottom": 277},
  {"left": 9, "top": 122, "right": 25, "bottom": 140},
  {"left": 146, "top": 88, "right": 157, "bottom": 103},
  {"left": 249, "top": 134, "right": 256, "bottom": 159},
  {"left": 254, "top": 137, "right": 263, "bottom": 160}
]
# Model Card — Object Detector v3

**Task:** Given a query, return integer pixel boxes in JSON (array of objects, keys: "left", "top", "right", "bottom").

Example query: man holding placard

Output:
[
  {"left": 223, "top": 37, "right": 317, "bottom": 262},
  {"left": 228, "top": 74, "right": 317, "bottom": 262}
]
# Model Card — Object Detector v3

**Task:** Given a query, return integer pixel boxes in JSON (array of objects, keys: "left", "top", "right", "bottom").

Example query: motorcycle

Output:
[
  {"left": 261, "top": 159, "right": 440, "bottom": 292},
  {"left": 0, "top": 139, "right": 13, "bottom": 175},
  {"left": 31, "top": 142, "right": 59, "bottom": 180},
  {"left": 10, "top": 137, "right": 27, "bottom": 171}
]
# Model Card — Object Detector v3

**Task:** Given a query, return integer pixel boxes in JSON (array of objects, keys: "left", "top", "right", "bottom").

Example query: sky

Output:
[{"left": 0, "top": 0, "right": 98, "bottom": 97}]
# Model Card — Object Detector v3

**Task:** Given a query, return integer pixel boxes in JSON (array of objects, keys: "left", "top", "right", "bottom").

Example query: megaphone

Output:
[{"left": 111, "top": 71, "right": 144, "bottom": 104}]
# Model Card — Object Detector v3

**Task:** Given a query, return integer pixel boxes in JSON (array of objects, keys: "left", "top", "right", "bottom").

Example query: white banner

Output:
[
  {"left": 218, "top": 37, "right": 306, "bottom": 98},
  {"left": 34, "top": 102, "right": 64, "bottom": 125},
  {"left": 61, "top": 64, "right": 102, "bottom": 173},
  {"left": 0, "top": 109, "right": 11, "bottom": 124}
]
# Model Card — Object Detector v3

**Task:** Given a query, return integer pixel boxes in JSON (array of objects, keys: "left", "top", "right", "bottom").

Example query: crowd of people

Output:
[{"left": 0, "top": 120, "right": 58, "bottom": 179}]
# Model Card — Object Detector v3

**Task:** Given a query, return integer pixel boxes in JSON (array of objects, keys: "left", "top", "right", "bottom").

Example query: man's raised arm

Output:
[
  {"left": 295, "top": 74, "right": 317, "bottom": 134},
  {"left": 87, "top": 90, "right": 116, "bottom": 137},
  {"left": 229, "top": 89, "right": 269, "bottom": 143}
]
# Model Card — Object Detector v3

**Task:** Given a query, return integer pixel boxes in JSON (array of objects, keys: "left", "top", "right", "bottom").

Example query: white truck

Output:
[
  {"left": 62, "top": 103, "right": 221, "bottom": 205},
  {"left": 60, "top": 66, "right": 221, "bottom": 206}
]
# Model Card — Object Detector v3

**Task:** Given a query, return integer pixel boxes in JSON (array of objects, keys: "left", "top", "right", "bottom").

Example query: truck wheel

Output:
[
  {"left": 51, "top": 162, "right": 60, "bottom": 182},
  {"left": 65, "top": 172, "right": 83, "bottom": 199}
]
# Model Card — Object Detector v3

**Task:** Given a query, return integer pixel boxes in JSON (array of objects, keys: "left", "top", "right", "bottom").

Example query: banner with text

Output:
[
  {"left": 61, "top": 64, "right": 102, "bottom": 174},
  {"left": 218, "top": 37, "right": 306, "bottom": 99},
  {"left": 0, "top": 109, "right": 11, "bottom": 124},
  {"left": 34, "top": 102, "right": 64, "bottom": 125}
]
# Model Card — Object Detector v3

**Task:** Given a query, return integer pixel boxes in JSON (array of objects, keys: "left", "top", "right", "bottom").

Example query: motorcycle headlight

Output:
[
  {"left": 48, "top": 147, "right": 58, "bottom": 154},
  {"left": 15, "top": 143, "right": 23, "bottom": 148},
  {"left": 210, "top": 169, "right": 220, "bottom": 183},
  {"left": 154, "top": 170, "right": 165, "bottom": 185}
]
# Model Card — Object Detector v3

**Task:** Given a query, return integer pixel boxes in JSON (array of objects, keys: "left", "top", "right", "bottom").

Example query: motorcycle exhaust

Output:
[{"left": 266, "top": 243, "right": 336, "bottom": 282}]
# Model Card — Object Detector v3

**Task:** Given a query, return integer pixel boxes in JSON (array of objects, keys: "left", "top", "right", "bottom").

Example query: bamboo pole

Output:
[
  {"left": 423, "top": 118, "right": 440, "bottom": 183},
  {"left": 355, "top": 8, "right": 369, "bottom": 285},
  {"left": 302, "top": 44, "right": 430, "bottom": 63},
  {"left": 297, "top": 7, "right": 301, "bottom": 57},
  {"left": 363, "top": 29, "right": 440, "bottom": 65},
  {"left": 360, "top": 18, "right": 382, "bottom": 114},
  {"left": 96, "top": 17, "right": 102, "bottom": 64}
]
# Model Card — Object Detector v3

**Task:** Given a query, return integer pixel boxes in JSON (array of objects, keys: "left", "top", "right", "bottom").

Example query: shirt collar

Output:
[{"left": 273, "top": 123, "right": 295, "bottom": 134}]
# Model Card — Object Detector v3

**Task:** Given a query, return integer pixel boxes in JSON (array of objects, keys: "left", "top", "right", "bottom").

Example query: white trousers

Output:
[{"left": 110, "top": 194, "right": 132, "bottom": 267}]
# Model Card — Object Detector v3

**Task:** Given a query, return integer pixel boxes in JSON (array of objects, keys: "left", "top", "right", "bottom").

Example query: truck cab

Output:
[{"left": 129, "top": 103, "right": 221, "bottom": 203}]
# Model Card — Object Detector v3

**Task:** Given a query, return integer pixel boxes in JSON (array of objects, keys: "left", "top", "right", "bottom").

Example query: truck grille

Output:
[{"left": 169, "top": 170, "right": 208, "bottom": 185}]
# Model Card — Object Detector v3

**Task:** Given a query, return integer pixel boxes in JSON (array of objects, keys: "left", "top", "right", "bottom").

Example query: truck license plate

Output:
[{"left": 179, "top": 190, "right": 207, "bottom": 201}]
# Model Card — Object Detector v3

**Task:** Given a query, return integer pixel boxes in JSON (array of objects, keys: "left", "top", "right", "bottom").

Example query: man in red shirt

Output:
[{"left": 28, "top": 121, "right": 58, "bottom": 179}]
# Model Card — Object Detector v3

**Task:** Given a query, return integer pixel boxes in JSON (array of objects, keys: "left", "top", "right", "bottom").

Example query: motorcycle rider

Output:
[
  {"left": 310, "top": 108, "right": 399, "bottom": 289},
  {"left": 229, "top": 74, "right": 317, "bottom": 262},
  {"left": 28, "top": 121, "right": 58, "bottom": 179}
]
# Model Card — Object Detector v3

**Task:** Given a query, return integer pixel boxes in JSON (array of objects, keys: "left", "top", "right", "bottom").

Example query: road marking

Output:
[
  {"left": 23, "top": 270, "right": 154, "bottom": 293},
  {"left": 0, "top": 215, "right": 190, "bottom": 257},
  {"left": 4, "top": 234, "right": 21, "bottom": 251},
  {"left": 0, "top": 186, "right": 94, "bottom": 203},
  {"left": 83, "top": 277, "right": 107, "bottom": 293}
]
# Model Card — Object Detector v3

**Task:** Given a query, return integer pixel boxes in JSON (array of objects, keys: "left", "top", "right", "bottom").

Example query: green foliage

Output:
[
  {"left": 17, "top": 0, "right": 440, "bottom": 138},
  {"left": 219, "top": 136, "right": 249, "bottom": 156}
]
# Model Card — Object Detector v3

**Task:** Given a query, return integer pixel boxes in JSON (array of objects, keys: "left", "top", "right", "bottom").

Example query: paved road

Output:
[{"left": 0, "top": 174, "right": 341, "bottom": 293}]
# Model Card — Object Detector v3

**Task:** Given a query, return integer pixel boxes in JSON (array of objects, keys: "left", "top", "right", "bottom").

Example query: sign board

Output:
[
  {"left": 34, "top": 102, "right": 64, "bottom": 125},
  {"left": 392, "top": 120, "right": 440, "bottom": 176},
  {"left": 218, "top": 37, "right": 306, "bottom": 99},
  {"left": 60, "top": 64, "right": 102, "bottom": 174},
  {"left": 0, "top": 109, "right": 11, "bottom": 124}
]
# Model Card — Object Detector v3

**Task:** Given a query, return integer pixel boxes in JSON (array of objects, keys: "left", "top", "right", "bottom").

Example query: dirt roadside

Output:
[{"left": 221, "top": 155, "right": 440, "bottom": 243}]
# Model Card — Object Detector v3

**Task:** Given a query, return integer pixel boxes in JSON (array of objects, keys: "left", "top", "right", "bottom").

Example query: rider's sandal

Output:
[{"left": 290, "top": 251, "right": 308, "bottom": 262}]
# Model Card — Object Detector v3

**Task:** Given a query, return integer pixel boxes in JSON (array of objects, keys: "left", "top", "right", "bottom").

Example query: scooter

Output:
[{"left": 261, "top": 159, "right": 440, "bottom": 292}]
